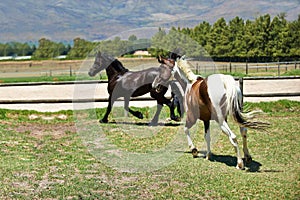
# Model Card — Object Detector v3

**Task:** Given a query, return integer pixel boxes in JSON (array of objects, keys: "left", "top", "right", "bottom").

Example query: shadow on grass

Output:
[
  {"left": 184, "top": 151, "right": 263, "bottom": 172},
  {"left": 102, "top": 121, "right": 182, "bottom": 127},
  {"left": 209, "top": 154, "right": 262, "bottom": 172}
]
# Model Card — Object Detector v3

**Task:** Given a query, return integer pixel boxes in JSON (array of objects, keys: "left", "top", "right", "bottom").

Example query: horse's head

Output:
[
  {"left": 152, "top": 57, "right": 175, "bottom": 93},
  {"left": 88, "top": 52, "right": 115, "bottom": 76}
]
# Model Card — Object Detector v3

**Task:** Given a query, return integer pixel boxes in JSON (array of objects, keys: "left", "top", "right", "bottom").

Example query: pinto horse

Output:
[
  {"left": 153, "top": 56, "right": 269, "bottom": 169},
  {"left": 88, "top": 52, "right": 181, "bottom": 125}
]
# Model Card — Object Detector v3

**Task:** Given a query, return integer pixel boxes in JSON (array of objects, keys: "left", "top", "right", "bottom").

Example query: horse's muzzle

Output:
[{"left": 88, "top": 71, "right": 95, "bottom": 77}]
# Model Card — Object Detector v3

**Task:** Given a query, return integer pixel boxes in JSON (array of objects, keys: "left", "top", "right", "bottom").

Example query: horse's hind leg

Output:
[
  {"left": 149, "top": 103, "right": 163, "bottom": 126},
  {"left": 219, "top": 121, "right": 244, "bottom": 169},
  {"left": 240, "top": 127, "right": 252, "bottom": 163},
  {"left": 204, "top": 120, "right": 212, "bottom": 160}
]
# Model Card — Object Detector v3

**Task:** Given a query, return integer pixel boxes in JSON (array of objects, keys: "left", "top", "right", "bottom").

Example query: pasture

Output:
[{"left": 0, "top": 100, "right": 299, "bottom": 199}]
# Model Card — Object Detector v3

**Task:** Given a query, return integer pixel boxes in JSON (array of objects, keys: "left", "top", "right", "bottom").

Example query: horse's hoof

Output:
[
  {"left": 245, "top": 155, "right": 252, "bottom": 164},
  {"left": 171, "top": 116, "right": 181, "bottom": 122},
  {"left": 149, "top": 121, "right": 158, "bottom": 126},
  {"left": 191, "top": 148, "right": 198, "bottom": 158},
  {"left": 236, "top": 162, "right": 245, "bottom": 170},
  {"left": 137, "top": 112, "right": 143, "bottom": 119},
  {"left": 206, "top": 152, "right": 212, "bottom": 160},
  {"left": 100, "top": 119, "right": 108, "bottom": 123}
]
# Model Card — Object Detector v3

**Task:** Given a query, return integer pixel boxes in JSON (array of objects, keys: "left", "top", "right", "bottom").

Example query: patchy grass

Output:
[{"left": 0, "top": 101, "right": 299, "bottom": 199}]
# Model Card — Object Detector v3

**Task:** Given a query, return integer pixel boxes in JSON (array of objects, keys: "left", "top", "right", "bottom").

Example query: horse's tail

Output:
[{"left": 221, "top": 75, "right": 269, "bottom": 130}]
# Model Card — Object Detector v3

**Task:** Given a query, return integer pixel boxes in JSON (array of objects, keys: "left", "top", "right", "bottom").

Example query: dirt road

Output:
[{"left": 0, "top": 79, "right": 299, "bottom": 112}]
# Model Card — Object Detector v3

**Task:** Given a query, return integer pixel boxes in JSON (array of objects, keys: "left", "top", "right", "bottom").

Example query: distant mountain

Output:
[{"left": 0, "top": 0, "right": 299, "bottom": 42}]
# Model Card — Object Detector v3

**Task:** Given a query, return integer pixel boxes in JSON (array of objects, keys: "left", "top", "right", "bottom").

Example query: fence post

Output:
[
  {"left": 69, "top": 66, "right": 72, "bottom": 77},
  {"left": 229, "top": 62, "right": 232, "bottom": 73},
  {"left": 277, "top": 60, "right": 280, "bottom": 76},
  {"left": 239, "top": 78, "right": 244, "bottom": 107},
  {"left": 246, "top": 60, "right": 248, "bottom": 75}
]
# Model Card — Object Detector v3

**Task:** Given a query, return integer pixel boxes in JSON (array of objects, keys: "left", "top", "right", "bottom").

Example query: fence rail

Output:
[
  {"left": 0, "top": 76, "right": 299, "bottom": 105},
  {"left": 0, "top": 60, "right": 299, "bottom": 79},
  {"left": 193, "top": 60, "right": 300, "bottom": 76}
]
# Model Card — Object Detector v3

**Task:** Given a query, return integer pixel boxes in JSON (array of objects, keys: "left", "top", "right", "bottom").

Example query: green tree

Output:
[
  {"left": 67, "top": 38, "right": 97, "bottom": 59},
  {"left": 208, "top": 17, "right": 230, "bottom": 57},
  {"left": 33, "top": 38, "right": 55, "bottom": 59},
  {"left": 288, "top": 14, "right": 300, "bottom": 58},
  {"left": 33, "top": 38, "right": 69, "bottom": 59},
  {"left": 227, "top": 16, "right": 247, "bottom": 59},
  {"left": 128, "top": 35, "right": 137, "bottom": 42},
  {"left": 149, "top": 27, "right": 168, "bottom": 57},
  {"left": 191, "top": 21, "right": 211, "bottom": 48}
]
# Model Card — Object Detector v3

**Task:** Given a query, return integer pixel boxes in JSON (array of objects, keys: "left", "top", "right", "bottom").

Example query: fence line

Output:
[
  {"left": 0, "top": 77, "right": 299, "bottom": 104},
  {"left": 193, "top": 60, "right": 300, "bottom": 76},
  {"left": 1, "top": 60, "right": 299, "bottom": 78}
]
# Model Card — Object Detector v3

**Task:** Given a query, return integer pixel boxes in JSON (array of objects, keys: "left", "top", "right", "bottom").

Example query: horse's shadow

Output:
[
  {"left": 190, "top": 151, "right": 262, "bottom": 172},
  {"left": 103, "top": 121, "right": 182, "bottom": 127}
]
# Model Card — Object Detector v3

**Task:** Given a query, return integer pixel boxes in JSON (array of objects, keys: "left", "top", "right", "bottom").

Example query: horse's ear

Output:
[{"left": 157, "top": 55, "right": 164, "bottom": 64}]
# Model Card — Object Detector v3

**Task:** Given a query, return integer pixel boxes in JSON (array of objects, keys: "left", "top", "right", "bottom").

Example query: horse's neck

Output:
[
  {"left": 178, "top": 70, "right": 197, "bottom": 85},
  {"left": 106, "top": 60, "right": 129, "bottom": 80},
  {"left": 106, "top": 65, "right": 121, "bottom": 80},
  {"left": 174, "top": 72, "right": 187, "bottom": 90},
  {"left": 113, "top": 60, "right": 129, "bottom": 74}
]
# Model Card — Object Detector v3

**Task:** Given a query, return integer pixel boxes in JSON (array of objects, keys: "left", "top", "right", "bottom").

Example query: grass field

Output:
[{"left": 0, "top": 100, "right": 299, "bottom": 199}]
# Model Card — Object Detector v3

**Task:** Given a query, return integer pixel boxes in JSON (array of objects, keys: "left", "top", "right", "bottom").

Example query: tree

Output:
[
  {"left": 128, "top": 34, "right": 137, "bottom": 42},
  {"left": 227, "top": 16, "right": 247, "bottom": 59},
  {"left": 67, "top": 38, "right": 97, "bottom": 59},
  {"left": 287, "top": 14, "right": 300, "bottom": 58},
  {"left": 208, "top": 17, "right": 230, "bottom": 57},
  {"left": 149, "top": 27, "right": 168, "bottom": 57},
  {"left": 33, "top": 38, "right": 56, "bottom": 59}
]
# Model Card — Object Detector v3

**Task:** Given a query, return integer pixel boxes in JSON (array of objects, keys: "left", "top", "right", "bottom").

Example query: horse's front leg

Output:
[
  {"left": 100, "top": 96, "right": 113, "bottom": 123},
  {"left": 184, "top": 126, "right": 198, "bottom": 158},
  {"left": 240, "top": 127, "right": 252, "bottom": 164},
  {"left": 204, "top": 120, "right": 212, "bottom": 160},
  {"left": 124, "top": 96, "right": 143, "bottom": 119}
]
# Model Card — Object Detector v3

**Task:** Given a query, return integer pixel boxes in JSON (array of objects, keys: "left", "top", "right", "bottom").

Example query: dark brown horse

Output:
[
  {"left": 153, "top": 56, "right": 269, "bottom": 169},
  {"left": 88, "top": 52, "right": 181, "bottom": 125}
]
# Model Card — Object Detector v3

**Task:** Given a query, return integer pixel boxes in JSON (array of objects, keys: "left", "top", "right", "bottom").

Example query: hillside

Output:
[{"left": 0, "top": 0, "right": 299, "bottom": 42}]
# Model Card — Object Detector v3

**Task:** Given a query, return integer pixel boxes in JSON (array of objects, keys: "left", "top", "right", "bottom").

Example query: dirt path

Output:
[{"left": 0, "top": 79, "right": 299, "bottom": 112}]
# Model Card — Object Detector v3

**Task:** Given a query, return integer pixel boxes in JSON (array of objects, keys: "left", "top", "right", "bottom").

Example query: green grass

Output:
[
  {"left": 0, "top": 75, "right": 106, "bottom": 83},
  {"left": 0, "top": 101, "right": 299, "bottom": 199},
  {"left": 282, "top": 69, "right": 300, "bottom": 76}
]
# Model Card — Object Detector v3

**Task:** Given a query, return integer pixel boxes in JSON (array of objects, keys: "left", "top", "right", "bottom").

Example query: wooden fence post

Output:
[
  {"left": 69, "top": 66, "right": 72, "bottom": 77},
  {"left": 239, "top": 77, "right": 244, "bottom": 107},
  {"left": 278, "top": 61, "right": 280, "bottom": 76}
]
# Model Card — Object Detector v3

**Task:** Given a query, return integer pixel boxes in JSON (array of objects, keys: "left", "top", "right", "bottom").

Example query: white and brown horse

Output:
[{"left": 153, "top": 56, "right": 269, "bottom": 169}]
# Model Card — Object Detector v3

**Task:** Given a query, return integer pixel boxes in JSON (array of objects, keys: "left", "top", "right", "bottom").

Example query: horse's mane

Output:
[
  {"left": 111, "top": 59, "right": 129, "bottom": 75},
  {"left": 176, "top": 57, "right": 197, "bottom": 83}
]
